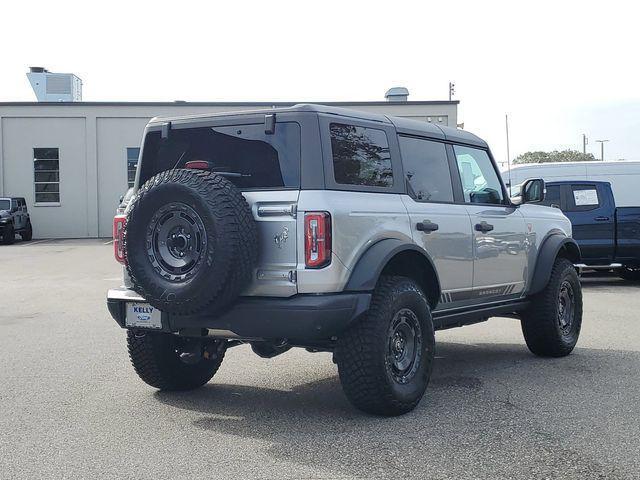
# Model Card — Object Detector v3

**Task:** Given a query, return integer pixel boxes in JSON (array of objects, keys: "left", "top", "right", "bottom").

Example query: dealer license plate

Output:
[{"left": 126, "top": 303, "right": 162, "bottom": 329}]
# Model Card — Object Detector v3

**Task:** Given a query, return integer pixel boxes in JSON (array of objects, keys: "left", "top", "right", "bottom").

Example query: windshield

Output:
[
  {"left": 0, "top": 199, "right": 10, "bottom": 211},
  {"left": 138, "top": 122, "right": 301, "bottom": 189}
]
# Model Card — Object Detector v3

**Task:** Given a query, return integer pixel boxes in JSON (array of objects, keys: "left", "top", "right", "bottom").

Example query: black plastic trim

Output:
[
  {"left": 107, "top": 292, "right": 371, "bottom": 341},
  {"left": 528, "top": 234, "right": 581, "bottom": 295},
  {"left": 344, "top": 239, "right": 441, "bottom": 306}
]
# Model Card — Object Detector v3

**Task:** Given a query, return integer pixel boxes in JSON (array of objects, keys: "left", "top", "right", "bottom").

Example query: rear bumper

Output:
[{"left": 106, "top": 287, "right": 371, "bottom": 341}]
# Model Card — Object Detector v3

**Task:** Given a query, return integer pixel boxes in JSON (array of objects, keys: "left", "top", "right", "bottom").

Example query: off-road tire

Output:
[
  {"left": 335, "top": 276, "right": 435, "bottom": 416},
  {"left": 127, "top": 330, "right": 225, "bottom": 390},
  {"left": 124, "top": 169, "right": 258, "bottom": 315},
  {"left": 618, "top": 267, "right": 640, "bottom": 281},
  {"left": 1, "top": 224, "right": 15, "bottom": 245},
  {"left": 521, "top": 257, "right": 582, "bottom": 357},
  {"left": 20, "top": 220, "right": 33, "bottom": 241}
]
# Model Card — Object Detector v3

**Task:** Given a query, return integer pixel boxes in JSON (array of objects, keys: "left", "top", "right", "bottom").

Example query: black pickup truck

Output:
[{"left": 539, "top": 181, "right": 640, "bottom": 280}]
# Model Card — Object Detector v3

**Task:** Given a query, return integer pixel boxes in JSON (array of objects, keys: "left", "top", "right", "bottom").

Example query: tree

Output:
[{"left": 513, "top": 150, "right": 598, "bottom": 164}]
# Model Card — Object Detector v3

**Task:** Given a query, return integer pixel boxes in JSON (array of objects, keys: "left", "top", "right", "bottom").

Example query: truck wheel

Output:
[
  {"left": 21, "top": 220, "right": 33, "bottom": 241},
  {"left": 618, "top": 267, "right": 640, "bottom": 281},
  {"left": 521, "top": 257, "right": 582, "bottom": 357},
  {"left": 1, "top": 224, "right": 15, "bottom": 245},
  {"left": 127, "top": 330, "right": 225, "bottom": 390},
  {"left": 124, "top": 169, "right": 258, "bottom": 315},
  {"left": 335, "top": 276, "right": 435, "bottom": 416}
]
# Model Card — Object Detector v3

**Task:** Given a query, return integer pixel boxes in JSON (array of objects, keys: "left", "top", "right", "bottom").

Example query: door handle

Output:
[
  {"left": 416, "top": 220, "right": 439, "bottom": 233},
  {"left": 475, "top": 221, "right": 494, "bottom": 233},
  {"left": 594, "top": 216, "right": 610, "bottom": 221}
]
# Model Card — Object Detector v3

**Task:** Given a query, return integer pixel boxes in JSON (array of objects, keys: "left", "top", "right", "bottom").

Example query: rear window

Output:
[
  {"left": 0, "top": 199, "right": 10, "bottom": 211},
  {"left": 139, "top": 122, "right": 301, "bottom": 189}
]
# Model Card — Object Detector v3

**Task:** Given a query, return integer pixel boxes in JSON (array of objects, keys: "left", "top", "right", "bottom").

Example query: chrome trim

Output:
[
  {"left": 107, "top": 287, "right": 145, "bottom": 303},
  {"left": 257, "top": 204, "right": 297, "bottom": 218}
]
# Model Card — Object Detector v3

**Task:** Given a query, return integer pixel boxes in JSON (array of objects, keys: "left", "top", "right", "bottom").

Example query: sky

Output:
[{"left": 1, "top": 0, "right": 639, "bottom": 166}]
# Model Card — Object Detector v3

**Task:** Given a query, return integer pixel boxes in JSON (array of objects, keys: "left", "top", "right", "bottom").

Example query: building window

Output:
[
  {"left": 329, "top": 123, "right": 393, "bottom": 187},
  {"left": 33, "top": 148, "right": 60, "bottom": 203},
  {"left": 127, "top": 147, "right": 140, "bottom": 188}
]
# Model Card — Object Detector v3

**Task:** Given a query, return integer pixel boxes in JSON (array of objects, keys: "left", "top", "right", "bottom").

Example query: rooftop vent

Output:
[
  {"left": 384, "top": 87, "right": 409, "bottom": 102},
  {"left": 26, "top": 67, "right": 82, "bottom": 102}
]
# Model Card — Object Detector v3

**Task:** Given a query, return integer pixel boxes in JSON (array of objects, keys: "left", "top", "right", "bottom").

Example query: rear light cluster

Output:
[
  {"left": 113, "top": 214, "right": 127, "bottom": 264},
  {"left": 304, "top": 212, "right": 331, "bottom": 269}
]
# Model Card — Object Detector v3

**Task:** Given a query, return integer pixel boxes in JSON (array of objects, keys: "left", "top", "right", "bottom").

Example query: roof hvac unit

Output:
[{"left": 26, "top": 67, "right": 82, "bottom": 102}]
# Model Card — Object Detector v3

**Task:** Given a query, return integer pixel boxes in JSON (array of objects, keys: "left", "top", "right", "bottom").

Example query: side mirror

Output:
[{"left": 521, "top": 178, "right": 545, "bottom": 204}]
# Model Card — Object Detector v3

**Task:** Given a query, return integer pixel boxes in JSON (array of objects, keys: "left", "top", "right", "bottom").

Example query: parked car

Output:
[
  {"left": 107, "top": 105, "right": 583, "bottom": 416},
  {"left": 503, "top": 160, "right": 640, "bottom": 207},
  {"left": 537, "top": 180, "right": 640, "bottom": 280},
  {"left": 0, "top": 197, "right": 33, "bottom": 244}
]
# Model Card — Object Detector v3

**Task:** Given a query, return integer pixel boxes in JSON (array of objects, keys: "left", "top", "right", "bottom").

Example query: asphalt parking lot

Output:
[{"left": 1, "top": 239, "right": 639, "bottom": 479}]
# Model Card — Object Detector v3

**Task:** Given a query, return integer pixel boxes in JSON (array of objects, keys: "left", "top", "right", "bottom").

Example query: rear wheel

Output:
[
  {"left": 127, "top": 330, "right": 226, "bottom": 390},
  {"left": 20, "top": 220, "right": 33, "bottom": 241},
  {"left": 521, "top": 257, "right": 583, "bottom": 357},
  {"left": 618, "top": 267, "right": 640, "bottom": 281},
  {"left": 1, "top": 224, "right": 15, "bottom": 245},
  {"left": 335, "top": 276, "right": 435, "bottom": 416}
]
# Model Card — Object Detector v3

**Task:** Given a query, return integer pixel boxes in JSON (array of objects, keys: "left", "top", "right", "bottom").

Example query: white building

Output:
[{"left": 0, "top": 98, "right": 458, "bottom": 238}]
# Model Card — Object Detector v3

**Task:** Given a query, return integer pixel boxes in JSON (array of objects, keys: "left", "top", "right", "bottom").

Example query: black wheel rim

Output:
[
  {"left": 146, "top": 202, "right": 208, "bottom": 282},
  {"left": 558, "top": 280, "right": 575, "bottom": 335},
  {"left": 386, "top": 308, "right": 423, "bottom": 384}
]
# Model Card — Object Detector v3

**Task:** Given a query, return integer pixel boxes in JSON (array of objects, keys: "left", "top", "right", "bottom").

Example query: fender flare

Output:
[
  {"left": 344, "top": 239, "right": 441, "bottom": 304},
  {"left": 528, "top": 234, "right": 581, "bottom": 295}
]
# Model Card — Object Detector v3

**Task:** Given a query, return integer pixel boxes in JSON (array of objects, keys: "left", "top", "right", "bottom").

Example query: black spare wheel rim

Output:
[
  {"left": 387, "top": 308, "right": 423, "bottom": 384},
  {"left": 147, "top": 202, "right": 208, "bottom": 282},
  {"left": 558, "top": 280, "right": 575, "bottom": 336}
]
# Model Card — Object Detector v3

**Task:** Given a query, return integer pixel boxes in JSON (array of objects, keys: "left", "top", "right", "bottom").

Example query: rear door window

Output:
[
  {"left": 140, "top": 122, "right": 301, "bottom": 189},
  {"left": 398, "top": 136, "right": 453, "bottom": 202},
  {"left": 567, "top": 184, "right": 600, "bottom": 211},
  {"left": 329, "top": 123, "right": 393, "bottom": 187}
]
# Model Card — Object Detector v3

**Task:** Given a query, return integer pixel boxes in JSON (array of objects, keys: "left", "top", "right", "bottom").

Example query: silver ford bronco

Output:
[{"left": 107, "top": 104, "right": 582, "bottom": 416}]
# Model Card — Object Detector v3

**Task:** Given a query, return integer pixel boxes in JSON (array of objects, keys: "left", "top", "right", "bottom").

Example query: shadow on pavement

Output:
[{"left": 154, "top": 341, "right": 639, "bottom": 479}]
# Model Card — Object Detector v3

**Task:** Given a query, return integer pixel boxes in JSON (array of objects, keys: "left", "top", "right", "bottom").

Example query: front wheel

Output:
[
  {"left": 618, "top": 266, "right": 640, "bottom": 281},
  {"left": 127, "top": 331, "right": 226, "bottom": 390},
  {"left": 21, "top": 221, "right": 33, "bottom": 241},
  {"left": 335, "top": 276, "right": 435, "bottom": 416},
  {"left": 1, "top": 224, "right": 15, "bottom": 245},
  {"left": 521, "top": 257, "right": 583, "bottom": 357}
]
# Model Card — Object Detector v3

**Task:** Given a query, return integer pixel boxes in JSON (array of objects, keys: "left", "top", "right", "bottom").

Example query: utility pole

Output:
[
  {"left": 582, "top": 134, "right": 588, "bottom": 154},
  {"left": 505, "top": 114, "right": 512, "bottom": 189},
  {"left": 595, "top": 139, "right": 609, "bottom": 161},
  {"left": 449, "top": 81, "right": 455, "bottom": 101}
]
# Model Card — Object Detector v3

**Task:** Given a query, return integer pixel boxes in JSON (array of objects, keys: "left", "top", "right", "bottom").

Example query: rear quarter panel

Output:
[{"left": 296, "top": 190, "right": 413, "bottom": 293}]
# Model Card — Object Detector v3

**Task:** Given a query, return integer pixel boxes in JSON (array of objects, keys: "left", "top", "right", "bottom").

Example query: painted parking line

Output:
[
  {"left": 103, "top": 239, "right": 113, "bottom": 245},
  {"left": 19, "top": 239, "right": 51, "bottom": 246}
]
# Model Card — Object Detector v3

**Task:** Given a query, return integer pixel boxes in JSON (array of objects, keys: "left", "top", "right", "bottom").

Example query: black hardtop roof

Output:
[{"left": 148, "top": 103, "right": 488, "bottom": 148}]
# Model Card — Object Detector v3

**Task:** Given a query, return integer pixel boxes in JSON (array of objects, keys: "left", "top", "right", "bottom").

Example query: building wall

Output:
[{"left": 0, "top": 102, "right": 458, "bottom": 238}]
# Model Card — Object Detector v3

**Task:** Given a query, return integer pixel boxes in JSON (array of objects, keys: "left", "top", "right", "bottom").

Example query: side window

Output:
[
  {"left": 126, "top": 147, "right": 140, "bottom": 188},
  {"left": 567, "top": 185, "right": 600, "bottom": 212},
  {"left": 329, "top": 123, "right": 393, "bottom": 187},
  {"left": 33, "top": 147, "right": 60, "bottom": 204},
  {"left": 453, "top": 145, "right": 504, "bottom": 204},
  {"left": 398, "top": 136, "right": 453, "bottom": 202},
  {"left": 540, "top": 184, "right": 562, "bottom": 208}
]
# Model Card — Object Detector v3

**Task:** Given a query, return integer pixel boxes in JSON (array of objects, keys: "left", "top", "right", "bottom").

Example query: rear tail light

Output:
[
  {"left": 304, "top": 212, "right": 331, "bottom": 269},
  {"left": 113, "top": 214, "right": 127, "bottom": 264}
]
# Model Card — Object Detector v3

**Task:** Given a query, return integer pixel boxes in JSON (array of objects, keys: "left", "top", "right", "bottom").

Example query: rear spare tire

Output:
[{"left": 124, "top": 169, "right": 258, "bottom": 315}]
